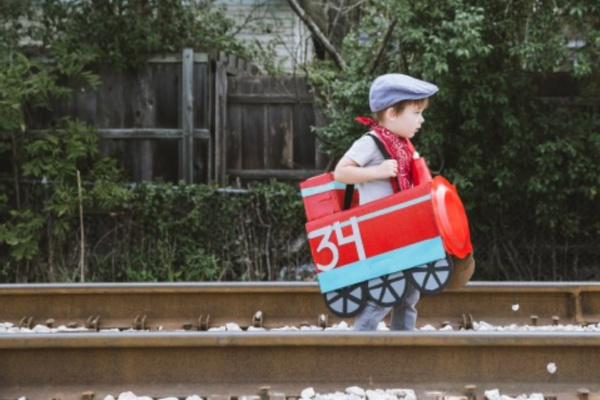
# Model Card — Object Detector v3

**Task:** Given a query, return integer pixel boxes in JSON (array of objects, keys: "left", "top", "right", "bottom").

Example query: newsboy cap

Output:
[{"left": 369, "top": 73, "right": 439, "bottom": 112}]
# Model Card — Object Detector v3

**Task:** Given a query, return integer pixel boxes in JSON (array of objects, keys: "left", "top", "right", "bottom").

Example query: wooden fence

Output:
[
  {"left": 225, "top": 75, "right": 328, "bottom": 184},
  {"left": 20, "top": 49, "right": 328, "bottom": 186}
]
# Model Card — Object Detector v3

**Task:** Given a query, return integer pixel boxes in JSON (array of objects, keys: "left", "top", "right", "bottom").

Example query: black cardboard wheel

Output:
[
  {"left": 367, "top": 271, "right": 408, "bottom": 307},
  {"left": 405, "top": 254, "right": 453, "bottom": 295},
  {"left": 323, "top": 282, "right": 368, "bottom": 318}
]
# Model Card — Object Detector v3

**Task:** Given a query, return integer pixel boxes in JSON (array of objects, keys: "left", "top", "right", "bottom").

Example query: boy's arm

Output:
[{"left": 333, "top": 156, "right": 398, "bottom": 184}]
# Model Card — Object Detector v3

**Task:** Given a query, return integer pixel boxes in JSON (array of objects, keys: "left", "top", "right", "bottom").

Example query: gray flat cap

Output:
[{"left": 369, "top": 73, "right": 439, "bottom": 112}]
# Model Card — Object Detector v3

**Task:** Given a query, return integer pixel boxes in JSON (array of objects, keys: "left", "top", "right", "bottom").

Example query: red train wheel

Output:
[
  {"left": 323, "top": 282, "right": 368, "bottom": 318},
  {"left": 367, "top": 271, "right": 408, "bottom": 307}
]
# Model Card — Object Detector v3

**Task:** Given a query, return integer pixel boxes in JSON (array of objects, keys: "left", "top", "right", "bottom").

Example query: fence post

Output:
[{"left": 180, "top": 48, "right": 194, "bottom": 183}]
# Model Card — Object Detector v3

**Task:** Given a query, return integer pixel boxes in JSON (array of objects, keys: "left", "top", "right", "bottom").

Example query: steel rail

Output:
[
  {"left": 1, "top": 331, "right": 599, "bottom": 399},
  {"left": 1, "top": 282, "right": 600, "bottom": 330}
]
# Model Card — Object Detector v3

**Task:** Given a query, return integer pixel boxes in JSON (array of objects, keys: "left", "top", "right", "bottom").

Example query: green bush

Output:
[
  {"left": 0, "top": 178, "right": 309, "bottom": 283},
  {"left": 307, "top": 0, "right": 600, "bottom": 280}
]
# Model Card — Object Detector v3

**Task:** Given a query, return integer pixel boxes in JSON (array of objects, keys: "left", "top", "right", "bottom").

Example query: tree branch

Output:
[
  {"left": 285, "top": 0, "right": 347, "bottom": 70},
  {"left": 369, "top": 18, "right": 398, "bottom": 75}
]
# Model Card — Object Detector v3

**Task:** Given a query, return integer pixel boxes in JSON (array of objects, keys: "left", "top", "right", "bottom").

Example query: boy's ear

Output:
[{"left": 384, "top": 107, "right": 397, "bottom": 120}]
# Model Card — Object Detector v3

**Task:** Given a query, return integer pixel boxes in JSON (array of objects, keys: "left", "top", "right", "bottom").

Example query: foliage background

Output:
[
  {"left": 306, "top": 0, "right": 600, "bottom": 281},
  {"left": 1, "top": 0, "right": 600, "bottom": 282}
]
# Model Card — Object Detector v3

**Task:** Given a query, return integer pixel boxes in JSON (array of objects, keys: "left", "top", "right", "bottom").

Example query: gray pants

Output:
[{"left": 353, "top": 283, "right": 420, "bottom": 331}]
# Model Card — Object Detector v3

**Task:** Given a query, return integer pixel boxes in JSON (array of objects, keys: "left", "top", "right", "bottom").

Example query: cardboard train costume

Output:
[{"left": 299, "top": 74, "right": 474, "bottom": 318}]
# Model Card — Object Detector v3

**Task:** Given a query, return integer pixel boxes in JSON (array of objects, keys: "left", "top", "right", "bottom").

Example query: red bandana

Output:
[{"left": 355, "top": 116, "right": 415, "bottom": 192}]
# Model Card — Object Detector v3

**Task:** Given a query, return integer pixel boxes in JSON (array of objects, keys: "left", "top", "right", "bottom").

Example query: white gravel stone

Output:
[
  {"left": 387, "top": 389, "right": 417, "bottom": 400},
  {"left": 272, "top": 326, "right": 300, "bottom": 331},
  {"left": 225, "top": 322, "right": 242, "bottom": 331},
  {"left": 301, "top": 387, "right": 316, "bottom": 399},
  {"left": 528, "top": 394, "right": 544, "bottom": 400},
  {"left": 377, "top": 322, "right": 389, "bottom": 331},
  {"left": 485, "top": 389, "right": 501, "bottom": 400},
  {"left": 546, "top": 362, "right": 557, "bottom": 374},
  {"left": 185, "top": 396, "right": 203, "bottom": 400},
  {"left": 117, "top": 392, "right": 138, "bottom": 400},
  {"left": 301, "top": 325, "right": 324, "bottom": 331},
  {"left": 137, "top": 396, "right": 153, "bottom": 400},
  {"left": 103, "top": 395, "right": 115, "bottom": 400},
  {"left": 420, "top": 324, "right": 437, "bottom": 330},
  {"left": 366, "top": 389, "right": 387, "bottom": 400},
  {"left": 247, "top": 326, "right": 267, "bottom": 331},
  {"left": 346, "top": 386, "right": 365, "bottom": 396},
  {"left": 512, "top": 304, "right": 519, "bottom": 311},
  {"left": 326, "top": 321, "right": 352, "bottom": 330}
]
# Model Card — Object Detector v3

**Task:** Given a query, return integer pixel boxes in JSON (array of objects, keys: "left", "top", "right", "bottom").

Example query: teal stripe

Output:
[
  {"left": 317, "top": 237, "right": 445, "bottom": 293},
  {"left": 301, "top": 181, "right": 348, "bottom": 197}
]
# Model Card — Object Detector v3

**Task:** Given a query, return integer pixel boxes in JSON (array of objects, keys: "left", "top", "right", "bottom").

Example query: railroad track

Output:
[{"left": 1, "top": 282, "right": 600, "bottom": 400}]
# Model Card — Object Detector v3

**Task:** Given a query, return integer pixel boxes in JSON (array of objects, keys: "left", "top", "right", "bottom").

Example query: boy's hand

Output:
[{"left": 377, "top": 159, "right": 398, "bottom": 178}]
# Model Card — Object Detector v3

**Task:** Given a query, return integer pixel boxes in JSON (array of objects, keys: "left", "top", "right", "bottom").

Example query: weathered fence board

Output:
[
  {"left": 22, "top": 51, "right": 250, "bottom": 184},
  {"left": 18, "top": 52, "right": 327, "bottom": 185},
  {"left": 226, "top": 76, "right": 328, "bottom": 183}
]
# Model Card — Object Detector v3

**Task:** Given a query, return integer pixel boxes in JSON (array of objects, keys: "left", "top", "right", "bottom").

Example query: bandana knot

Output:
[{"left": 355, "top": 116, "right": 414, "bottom": 191}]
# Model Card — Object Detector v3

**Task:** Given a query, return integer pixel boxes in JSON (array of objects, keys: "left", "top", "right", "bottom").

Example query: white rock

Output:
[
  {"left": 225, "top": 322, "right": 242, "bottom": 331},
  {"left": 103, "top": 396, "right": 115, "bottom": 400},
  {"left": 420, "top": 324, "right": 437, "bottom": 331},
  {"left": 272, "top": 326, "right": 299, "bottom": 331},
  {"left": 32, "top": 325, "right": 51, "bottom": 333},
  {"left": 300, "top": 325, "right": 323, "bottom": 331},
  {"left": 327, "top": 321, "right": 351, "bottom": 330},
  {"left": 117, "top": 392, "right": 138, "bottom": 400},
  {"left": 208, "top": 326, "right": 226, "bottom": 331},
  {"left": 485, "top": 389, "right": 501, "bottom": 400},
  {"left": 366, "top": 389, "right": 386, "bottom": 400},
  {"left": 547, "top": 362, "right": 557, "bottom": 374},
  {"left": 137, "top": 396, "right": 153, "bottom": 400},
  {"left": 512, "top": 304, "right": 520, "bottom": 311},
  {"left": 529, "top": 394, "right": 545, "bottom": 400},
  {"left": 377, "top": 321, "right": 389, "bottom": 331},
  {"left": 301, "top": 387, "right": 316, "bottom": 399},
  {"left": 346, "top": 386, "right": 365, "bottom": 396},
  {"left": 387, "top": 389, "right": 417, "bottom": 400},
  {"left": 185, "top": 396, "right": 203, "bottom": 400},
  {"left": 247, "top": 326, "right": 266, "bottom": 331},
  {"left": 500, "top": 395, "right": 515, "bottom": 400}
]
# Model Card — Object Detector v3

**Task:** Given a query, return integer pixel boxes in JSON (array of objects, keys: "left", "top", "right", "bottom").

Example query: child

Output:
[{"left": 333, "top": 73, "right": 438, "bottom": 331}]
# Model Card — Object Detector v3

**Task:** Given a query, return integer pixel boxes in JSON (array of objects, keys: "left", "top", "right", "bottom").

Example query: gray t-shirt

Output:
[{"left": 344, "top": 133, "right": 394, "bottom": 205}]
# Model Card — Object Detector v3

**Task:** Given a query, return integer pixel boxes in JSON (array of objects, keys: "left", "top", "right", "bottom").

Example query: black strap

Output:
[
  {"left": 343, "top": 133, "right": 393, "bottom": 210},
  {"left": 343, "top": 183, "right": 355, "bottom": 210},
  {"left": 366, "top": 133, "right": 392, "bottom": 159}
]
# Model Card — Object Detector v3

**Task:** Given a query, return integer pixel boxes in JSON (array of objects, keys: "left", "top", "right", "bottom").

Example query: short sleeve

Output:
[{"left": 344, "top": 134, "right": 384, "bottom": 167}]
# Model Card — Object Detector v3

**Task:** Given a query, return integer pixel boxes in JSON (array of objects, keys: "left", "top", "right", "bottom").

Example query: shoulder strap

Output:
[
  {"left": 365, "top": 133, "right": 393, "bottom": 160},
  {"left": 343, "top": 133, "right": 396, "bottom": 209}
]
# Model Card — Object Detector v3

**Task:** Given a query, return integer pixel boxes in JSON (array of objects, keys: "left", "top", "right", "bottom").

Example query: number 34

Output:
[{"left": 311, "top": 217, "right": 366, "bottom": 272}]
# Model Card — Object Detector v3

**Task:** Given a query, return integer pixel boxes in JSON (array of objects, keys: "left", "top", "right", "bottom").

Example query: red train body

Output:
[{"left": 300, "top": 172, "right": 473, "bottom": 317}]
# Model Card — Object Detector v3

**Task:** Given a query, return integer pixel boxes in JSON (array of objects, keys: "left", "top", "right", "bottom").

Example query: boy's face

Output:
[{"left": 382, "top": 103, "right": 426, "bottom": 139}]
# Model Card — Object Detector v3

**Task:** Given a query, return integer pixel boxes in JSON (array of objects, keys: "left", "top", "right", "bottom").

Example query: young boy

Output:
[{"left": 333, "top": 73, "right": 438, "bottom": 331}]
